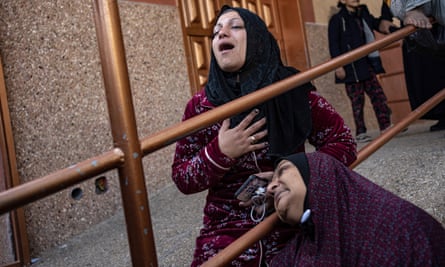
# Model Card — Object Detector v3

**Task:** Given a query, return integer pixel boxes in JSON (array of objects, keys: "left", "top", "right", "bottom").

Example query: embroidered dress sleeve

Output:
[
  {"left": 171, "top": 93, "right": 236, "bottom": 194},
  {"left": 307, "top": 91, "right": 357, "bottom": 166}
]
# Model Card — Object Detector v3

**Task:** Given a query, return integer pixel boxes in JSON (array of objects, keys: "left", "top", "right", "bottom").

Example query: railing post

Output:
[
  {"left": 92, "top": 0, "right": 157, "bottom": 266},
  {"left": 200, "top": 25, "right": 425, "bottom": 267}
]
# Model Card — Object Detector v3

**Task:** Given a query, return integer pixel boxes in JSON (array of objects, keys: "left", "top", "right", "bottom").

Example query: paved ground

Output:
[{"left": 32, "top": 120, "right": 445, "bottom": 267}]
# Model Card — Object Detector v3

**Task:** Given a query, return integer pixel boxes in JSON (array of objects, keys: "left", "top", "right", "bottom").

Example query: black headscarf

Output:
[
  {"left": 270, "top": 152, "right": 445, "bottom": 266},
  {"left": 205, "top": 5, "right": 312, "bottom": 158},
  {"left": 276, "top": 152, "right": 310, "bottom": 211}
]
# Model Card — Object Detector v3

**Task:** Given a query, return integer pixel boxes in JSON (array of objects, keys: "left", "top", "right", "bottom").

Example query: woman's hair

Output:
[{"left": 337, "top": 1, "right": 345, "bottom": 8}]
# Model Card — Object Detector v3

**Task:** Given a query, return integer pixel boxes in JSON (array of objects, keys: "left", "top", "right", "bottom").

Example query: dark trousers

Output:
[
  {"left": 403, "top": 41, "right": 445, "bottom": 121},
  {"left": 345, "top": 73, "right": 391, "bottom": 135}
]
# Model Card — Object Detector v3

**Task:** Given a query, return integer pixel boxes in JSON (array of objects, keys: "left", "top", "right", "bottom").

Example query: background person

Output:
[
  {"left": 328, "top": 0, "right": 394, "bottom": 143},
  {"left": 389, "top": 0, "right": 445, "bottom": 131},
  {"left": 171, "top": 5, "right": 357, "bottom": 266},
  {"left": 267, "top": 152, "right": 445, "bottom": 266},
  {"left": 389, "top": 0, "right": 445, "bottom": 28}
]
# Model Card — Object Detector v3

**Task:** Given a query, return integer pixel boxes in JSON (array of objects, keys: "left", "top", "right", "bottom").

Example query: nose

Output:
[
  {"left": 266, "top": 181, "right": 278, "bottom": 195},
  {"left": 216, "top": 25, "right": 230, "bottom": 39}
]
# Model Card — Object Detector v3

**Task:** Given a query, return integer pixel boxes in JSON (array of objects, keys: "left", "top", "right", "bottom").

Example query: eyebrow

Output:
[
  {"left": 275, "top": 162, "right": 291, "bottom": 179},
  {"left": 215, "top": 17, "right": 243, "bottom": 28}
]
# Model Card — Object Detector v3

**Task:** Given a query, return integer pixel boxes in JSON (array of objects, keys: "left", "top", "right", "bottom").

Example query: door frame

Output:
[{"left": 0, "top": 55, "right": 31, "bottom": 267}]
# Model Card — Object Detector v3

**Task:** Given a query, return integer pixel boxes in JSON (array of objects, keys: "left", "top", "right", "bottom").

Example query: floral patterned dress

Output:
[{"left": 171, "top": 89, "right": 357, "bottom": 266}]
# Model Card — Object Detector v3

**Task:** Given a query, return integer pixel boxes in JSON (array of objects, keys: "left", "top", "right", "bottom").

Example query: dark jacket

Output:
[{"left": 328, "top": 4, "right": 385, "bottom": 84}]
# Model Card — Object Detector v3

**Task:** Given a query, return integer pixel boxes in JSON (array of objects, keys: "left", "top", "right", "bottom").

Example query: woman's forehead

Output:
[
  {"left": 274, "top": 160, "right": 295, "bottom": 178},
  {"left": 216, "top": 10, "right": 242, "bottom": 23}
]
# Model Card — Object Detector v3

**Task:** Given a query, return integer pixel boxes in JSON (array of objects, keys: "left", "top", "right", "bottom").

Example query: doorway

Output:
[{"left": 0, "top": 55, "right": 30, "bottom": 267}]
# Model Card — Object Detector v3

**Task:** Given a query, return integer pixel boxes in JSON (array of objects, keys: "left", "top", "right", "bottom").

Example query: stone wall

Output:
[
  {"left": 0, "top": 0, "right": 387, "bottom": 259},
  {"left": 0, "top": 0, "right": 190, "bottom": 256}
]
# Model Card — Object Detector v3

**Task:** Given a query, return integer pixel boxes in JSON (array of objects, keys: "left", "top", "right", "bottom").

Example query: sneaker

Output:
[
  {"left": 430, "top": 119, "right": 445, "bottom": 132},
  {"left": 356, "top": 133, "right": 373, "bottom": 143},
  {"left": 381, "top": 124, "right": 393, "bottom": 134},
  {"left": 381, "top": 124, "right": 408, "bottom": 134}
]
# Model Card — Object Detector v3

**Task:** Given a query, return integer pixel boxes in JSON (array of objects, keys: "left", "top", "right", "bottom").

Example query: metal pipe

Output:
[
  {"left": 200, "top": 87, "right": 445, "bottom": 267},
  {"left": 0, "top": 19, "right": 421, "bottom": 266},
  {"left": 201, "top": 28, "right": 445, "bottom": 267},
  {"left": 349, "top": 87, "right": 445, "bottom": 169},
  {"left": 140, "top": 25, "right": 417, "bottom": 155},
  {"left": 0, "top": 23, "right": 416, "bottom": 217},
  {"left": 201, "top": 213, "right": 280, "bottom": 267},
  {"left": 92, "top": 0, "right": 158, "bottom": 266},
  {"left": 0, "top": 25, "right": 416, "bottom": 215},
  {"left": 0, "top": 149, "right": 124, "bottom": 214}
]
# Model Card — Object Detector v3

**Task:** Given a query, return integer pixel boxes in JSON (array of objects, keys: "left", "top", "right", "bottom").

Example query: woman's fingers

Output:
[
  {"left": 239, "top": 199, "right": 253, "bottom": 207},
  {"left": 236, "top": 109, "right": 260, "bottom": 130},
  {"left": 254, "top": 171, "right": 273, "bottom": 181},
  {"left": 218, "top": 109, "right": 268, "bottom": 158},
  {"left": 248, "top": 117, "right": 266, "bottom": 136},
  {"left": 220, "top": 118, "right": 230, "bottom": 131},
  {"left": 249, "top": 129, "right": 267, "bottom": 144}
]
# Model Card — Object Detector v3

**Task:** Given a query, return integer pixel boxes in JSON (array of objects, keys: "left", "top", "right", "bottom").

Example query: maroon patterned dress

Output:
[
  {"left": 270, "top": 152, "right": 445, "bottom": 267},
  {"left": 171, "top": 90, "right": 357, "bottom": 266}
]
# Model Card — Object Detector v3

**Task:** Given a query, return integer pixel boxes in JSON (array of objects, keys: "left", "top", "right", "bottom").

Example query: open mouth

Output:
[{"left": 219, "top": 42, "right": 234, "bottom": 52}]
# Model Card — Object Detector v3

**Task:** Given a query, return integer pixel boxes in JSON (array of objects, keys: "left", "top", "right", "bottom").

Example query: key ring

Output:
[{"left": 250, "top": 188, "right": 266, "bottom": 223}]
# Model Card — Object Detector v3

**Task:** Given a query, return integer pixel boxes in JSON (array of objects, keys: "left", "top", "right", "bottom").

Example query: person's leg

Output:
[
  {"left": 345, "top": 82, "right": 368, "bottom": 138},
  {"left": 364, "top": 75, "right": 392, "bottom": 132},
  {"left": 402, "top": 40, "right": 445, "bottom": 131}
]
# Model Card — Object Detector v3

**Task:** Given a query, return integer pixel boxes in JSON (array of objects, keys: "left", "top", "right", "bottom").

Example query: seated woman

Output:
[
  {"left": 266, "top": 151, "right": 445, "bottom": 266},
  {"left": 172, "top": 5, "right": 357, "bottom": 266}
]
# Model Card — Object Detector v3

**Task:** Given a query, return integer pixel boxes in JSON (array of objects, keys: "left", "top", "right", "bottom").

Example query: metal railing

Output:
[
  {"left": 202, "top": 86, "right": 445, "bottom": 267},
  {"left": 1, "top": 0, "right": 444, "bottom": 266}
]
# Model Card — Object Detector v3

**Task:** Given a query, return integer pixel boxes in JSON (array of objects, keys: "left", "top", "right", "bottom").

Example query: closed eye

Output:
[
  {"left": 212, "top": 30, "right": 219, "bottom": 39},
  {"left": 212, "top": 25, "right": 245, "bottom": 39}
]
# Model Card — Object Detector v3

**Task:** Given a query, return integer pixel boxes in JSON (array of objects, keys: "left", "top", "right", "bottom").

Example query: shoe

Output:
[
  {"left": 430, "top": 119, "right": 445, "bottom": 132},
  {"left": 381, "top": 124, "right": 393, "bottom": 134},
  {"left": 381, "top": 124, "right": 408, "bottom": 134},
  {"left": 356, "top": 133, "right": 373, "bottom": 143}
]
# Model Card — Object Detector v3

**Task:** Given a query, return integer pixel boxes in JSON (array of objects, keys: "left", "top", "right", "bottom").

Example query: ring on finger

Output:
[{"left": 249, "top": 136, "right": 256, "bottom": 144}]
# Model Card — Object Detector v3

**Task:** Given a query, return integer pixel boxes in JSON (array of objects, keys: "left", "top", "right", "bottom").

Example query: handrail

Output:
[
  {"left": 0, "top": 149, "right": 124, "bottom": 214},
  {"left": 0, "top": 5, "right": 437, "bottom": 266},
  {"left": 201, "top": 88, "right": 445, "bottom": 267},
  {"left": 0, "top": 18, "right": 418, "bottom": 217},
  {"left": 92, "top": 0, "right": 158, "bottom": 265},
  {"left": 140, "top": 26, "right": 417, "bottom": 154},
  {"left": 350, "top": 87, "right": 445, "bottom": 169}
]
